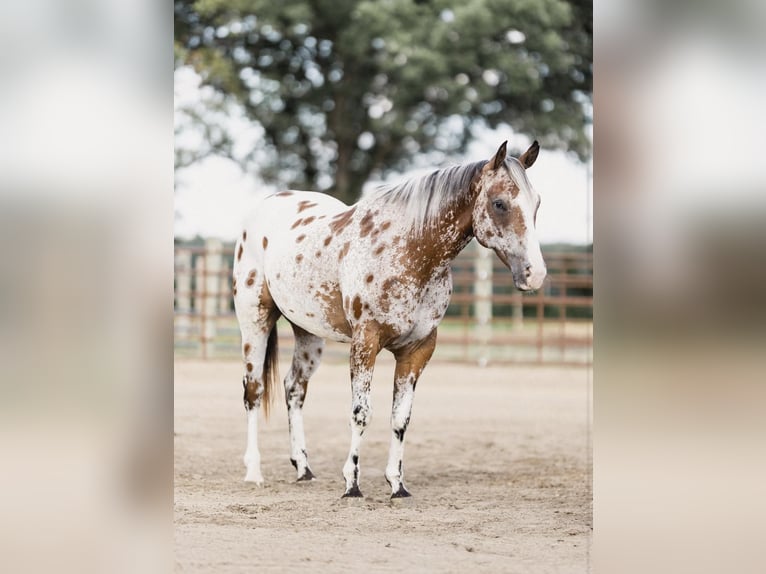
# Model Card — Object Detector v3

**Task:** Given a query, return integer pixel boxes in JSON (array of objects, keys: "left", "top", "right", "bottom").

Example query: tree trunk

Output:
[{"left": 334, "top": 139, "right": 354, "bottom": 205}]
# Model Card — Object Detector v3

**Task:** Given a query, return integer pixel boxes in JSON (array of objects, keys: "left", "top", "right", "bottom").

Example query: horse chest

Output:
[{"left": 341, "top": 265, "right": 452, "bottom": 345}]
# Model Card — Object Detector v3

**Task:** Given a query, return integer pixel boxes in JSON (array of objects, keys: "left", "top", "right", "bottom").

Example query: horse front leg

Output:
[
  {"left": 341, "top": 323, "right": 380, "bottom": 498},
  {"left": 385, "top": 329, "right": 437, "bottom": 498}
]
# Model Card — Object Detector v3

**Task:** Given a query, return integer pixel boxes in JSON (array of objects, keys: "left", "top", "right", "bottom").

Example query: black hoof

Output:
[
  {"left": 391, "top": 485, "right": 412, "bottom": 499},
  {"left": 296, "top": 468, "right": 316, "bottom": 482},
  {"left": 341, "top": 484, "right": 363, "bottom": 498}
]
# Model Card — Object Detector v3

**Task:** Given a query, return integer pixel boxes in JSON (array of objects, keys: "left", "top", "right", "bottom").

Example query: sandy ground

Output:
[{"left": 175, "top": 356, "right": 591, "bottom": 573}]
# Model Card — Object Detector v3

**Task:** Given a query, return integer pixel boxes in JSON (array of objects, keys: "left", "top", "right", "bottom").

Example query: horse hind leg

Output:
[
  {"left": 235, "top": 277, "right": 281, "bottom": 486},
  {"left": 385, "top": 329, "right": 437, "bottom": 498},
  {"left": 284, "top": 324, "right": 324, "bottom": 481}
]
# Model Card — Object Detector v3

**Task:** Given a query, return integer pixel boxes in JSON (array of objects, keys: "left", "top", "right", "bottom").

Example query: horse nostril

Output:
[{"left": 525, "top": 264, "right": 532, "bottom": 278}]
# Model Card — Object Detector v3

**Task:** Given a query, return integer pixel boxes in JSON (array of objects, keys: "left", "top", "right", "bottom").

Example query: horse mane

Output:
[{"left": 369, "top": 160, "right": 487, "bottom": 233}]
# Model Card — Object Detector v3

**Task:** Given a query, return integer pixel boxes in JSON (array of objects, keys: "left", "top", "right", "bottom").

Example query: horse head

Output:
[{"left": 472, "top": 141, "right": 546, "bottom": 291}]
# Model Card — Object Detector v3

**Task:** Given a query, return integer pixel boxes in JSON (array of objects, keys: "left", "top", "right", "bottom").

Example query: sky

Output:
[{"left": 174, "top": 69, "right": 592, "bottom": 245}]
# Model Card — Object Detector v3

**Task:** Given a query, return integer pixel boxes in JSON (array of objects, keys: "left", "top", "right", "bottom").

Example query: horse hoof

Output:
[
  {"left": 390, "top": 485, "right": 412, "bottom": 499},
  {"left": 296, "top": 468, "right": 316, "bottom": 482},
  {"left": 341, "top": 485, "right": 363, "bottom": 498},
  {"left": 244, "top": 476, "right": 264, "bottom": 487}
]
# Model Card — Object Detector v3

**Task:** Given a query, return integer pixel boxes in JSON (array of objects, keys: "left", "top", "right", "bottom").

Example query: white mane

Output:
[
  {"left": 367, "top": 157, "right": 534, "bottom": 233},
  {"left": 368, "top": 160, "right": 486, "bottom": 232}
]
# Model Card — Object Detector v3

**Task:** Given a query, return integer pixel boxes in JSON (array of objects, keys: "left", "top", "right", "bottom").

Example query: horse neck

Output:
[{"left": 400, "top": 178, "right": 478, "bottom": 279}]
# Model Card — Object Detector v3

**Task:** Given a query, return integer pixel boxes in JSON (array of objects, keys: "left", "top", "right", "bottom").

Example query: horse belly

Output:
[{"left": 271, "top": 276, "right": 352, "bottom": 343}]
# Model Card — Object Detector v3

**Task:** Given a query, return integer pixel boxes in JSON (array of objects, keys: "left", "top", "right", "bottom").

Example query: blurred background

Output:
[{"left": 596, "top": 1, "right": 766, "bottom": 573}]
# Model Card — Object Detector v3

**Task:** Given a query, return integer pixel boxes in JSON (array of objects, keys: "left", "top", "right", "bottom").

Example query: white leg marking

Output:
[
  {"left": 285, "top": 372, "right": 311, "bottom": 478},
  {"left": 342, "top": 366, "right": 373, "bottom": 494},
  {"left": 386, "top": 374, "right": 415, "bottom": 494},
  {"left": 285, "top": 336, "right": 323, "bottom": 480},
  {"left": 238, "top": 327, "right": 270, "bottom": 485},
  {"left": 243, "top": 408, "right": 264, "bottom": 485}
]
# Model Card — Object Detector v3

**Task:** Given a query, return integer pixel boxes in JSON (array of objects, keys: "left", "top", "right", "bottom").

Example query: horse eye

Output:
[{"left": 492, "top": 199, "right": 507, "bottom": 212}]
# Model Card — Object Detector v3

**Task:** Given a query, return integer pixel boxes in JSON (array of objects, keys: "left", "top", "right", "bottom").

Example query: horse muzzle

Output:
[{"left": 497, "top": 250, "right": 547, "bottom": 291}]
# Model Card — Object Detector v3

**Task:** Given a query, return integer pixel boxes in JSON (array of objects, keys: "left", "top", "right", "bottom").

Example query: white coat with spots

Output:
[{"left": 232, "top": 141, "right": 546, "bottom": 497}]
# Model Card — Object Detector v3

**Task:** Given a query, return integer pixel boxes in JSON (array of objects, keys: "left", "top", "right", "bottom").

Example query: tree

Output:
[{"left": 175, "top": 0, "right": 592, "bottom": 204}]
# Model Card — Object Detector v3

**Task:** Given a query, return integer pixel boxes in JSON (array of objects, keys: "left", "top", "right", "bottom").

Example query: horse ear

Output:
[
  {"left": 489, "top": 141, "right": 507, "bottom": 170},
  {"left": 519, "top": 140, "right": 540, "bottom": 169}
]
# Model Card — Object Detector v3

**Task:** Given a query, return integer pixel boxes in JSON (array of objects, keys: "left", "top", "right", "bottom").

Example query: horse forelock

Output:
[
  {"left": 505, "top": 157, "right": 536, "bottom": 200},
  {"left": 370, "top": 161, "right": 486, "bottom": 233}
]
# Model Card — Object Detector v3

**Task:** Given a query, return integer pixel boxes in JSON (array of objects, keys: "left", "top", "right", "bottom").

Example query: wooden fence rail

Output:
[{"left": 174, "top": 240, "right": 592, "bottom": 365}]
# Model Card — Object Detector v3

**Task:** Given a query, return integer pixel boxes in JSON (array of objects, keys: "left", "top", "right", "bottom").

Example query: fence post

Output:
[
  {"left": 474, "top": 245, "right": 493, "bottom": 366},
  {"left": 175, "top": 250, "right": 192, "bottom": 336},
  {"left": 219, "top": 256, "right": 232, "bottom": 314},
  {"left": 202, "top": 238, "right": 223, "bottom": 358},
  {"left": 512, "top": 292, "right": 524, "bottom": 330}
]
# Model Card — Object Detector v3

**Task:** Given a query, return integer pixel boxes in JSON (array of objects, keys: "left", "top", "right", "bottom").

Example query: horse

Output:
[{"left": 232, "top": 140, "right": 546, "bottom": 498}]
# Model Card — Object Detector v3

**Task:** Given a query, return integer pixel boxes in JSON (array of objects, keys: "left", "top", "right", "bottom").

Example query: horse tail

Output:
[{"left": 262, "top": 323, "right": 279, "bottom": 419}]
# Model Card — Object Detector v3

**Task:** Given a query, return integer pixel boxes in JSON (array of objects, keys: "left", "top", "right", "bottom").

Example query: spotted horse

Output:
[{"left": 232, "top": 141, "right": 546, "bottom": 498}]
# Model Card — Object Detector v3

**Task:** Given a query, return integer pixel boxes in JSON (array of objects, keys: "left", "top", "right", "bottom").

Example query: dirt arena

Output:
[{"left": 175, "top": 355, "right": 591, "bottom": 573}]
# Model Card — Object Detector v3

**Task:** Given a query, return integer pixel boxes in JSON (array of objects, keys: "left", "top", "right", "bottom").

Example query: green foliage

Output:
[{"left": 175, "top": 0, "right": 592, "bottom": 203}]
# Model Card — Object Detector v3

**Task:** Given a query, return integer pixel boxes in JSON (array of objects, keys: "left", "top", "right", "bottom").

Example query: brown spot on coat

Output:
[
  {"left": 296, "top": 254, "right": 303, "bottom": 263},
  {"left": 246, "top": 362, "right": 253, "bottom": 372},
  {"left": 301, "top": 216, "right": 316, "bottom": 226},
  {"left": 244, "top": 343, "right": 251, "bottom": 354},
  {"left": 276, "top": 191, "right": 294, "bottom": 197},
  {"left": 381, "top": 221, "right": 391, "bottom": 231},
  {"left": 379, "top": 292, "right": 390, "bottom": 313},
  {"left": 491, "top": 180, "right": 519, "bottom": 199},
  {"left": 242, "top": 230, "right": 247, "bottom": 241},
  {"left": 315, "top": 282, "right": 351, "bottom": 338},
  {"left": 352, "top": 295, "right": 363, "bottom": 320},
  {"left": 297, "top": 200, "right": 318, "bottom": 213},
  {"left": 359, "top": 212, "right": 375, "bottom": 237},
  {"left": 378, "top": 277, "right": 405, "bottom": 313},
  {"left": 510, "top": 206, "right": 527, "bottom": 237},
  {"left": 329, "top": 206, "right": 357, "bottom": 234},
  {"left": 246, "top": 269, "right": 256, "bottom": 286},
  {"left": 338, "top": 242, "right": 350, "bottom": 261},
  {"left": 296, "top": 234, "right": 306, "bottom": 243},
  {"left": 237, "top": 244, "right": 243, "bottom": 261},
  {"left": 291, "top": 219, "right": 303, "bottom": 229},
  {"left": 374, "top": 245, "right": 386, "bottom": 256},
  {"left": 366, "top": 274, "right": 374, "bottom": 283},
  {"left": 262, "top": 237, "right": 269, "bottom": 249},
  {"left": 323, "top": 236, "right": 333, "bottom": 247}
]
